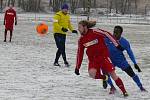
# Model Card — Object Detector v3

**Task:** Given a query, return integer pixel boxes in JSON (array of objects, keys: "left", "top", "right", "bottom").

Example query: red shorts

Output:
[
  {"left": 88, "top": 56, "right": 115, "bottom": 79},
  {"left": 5, "top": 24, "right": 14, "bottom": 31}
]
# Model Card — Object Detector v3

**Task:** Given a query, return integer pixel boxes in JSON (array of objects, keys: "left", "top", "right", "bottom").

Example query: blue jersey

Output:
[{"left": 105, "top": 37, "right": 137, "bottom": 69}]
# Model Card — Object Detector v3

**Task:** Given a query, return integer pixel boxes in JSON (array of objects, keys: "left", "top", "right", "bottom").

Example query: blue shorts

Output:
[{"left": 112, "top": 60, "right": 130, "bottom": 70}]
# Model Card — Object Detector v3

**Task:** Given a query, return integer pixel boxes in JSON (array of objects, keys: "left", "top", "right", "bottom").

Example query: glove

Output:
[
  {"left": 62, "top": 27, "right": 68, "bottom": 32},
  {"left": 3, "top": 21, "right": 5, "bottom": 25},
  {"left": 15, "top": 21, "right": 17, "bottom": 25},
  {"left": 75, "top": 68, "right": 80, "bottom": 75},
  {"left": 134, "top": 64, "right": 142, "bottom": 72},
  {"left": 72, "top": 30, "right": 78, "bottom": 34},
  {"left": 116, "top": 45, "right": 124, "bottom": 51}
]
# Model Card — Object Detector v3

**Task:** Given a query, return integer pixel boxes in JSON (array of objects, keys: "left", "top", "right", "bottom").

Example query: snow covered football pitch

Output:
[{"left": 0, "top": 14, "right": 150, "bottom": 100}]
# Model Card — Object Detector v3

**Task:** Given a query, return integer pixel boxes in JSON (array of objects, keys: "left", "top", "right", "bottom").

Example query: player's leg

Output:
[
  {"left": 109, "top": 71, "right": 128, "bottom": 96},
  {"left": 88, "top": 62, "right": 107, "bottom": 80},
  {"left": 60, "top": 35, "right": 70, "bottom": 67},
  {"left": 107, "top": 75, "right": 116, "bottom": 94},
  {"left": 88, "top": 68, "right": 107, "bottom": 80},
  {"left": 101, "top": 70, "right": 108, "bottom": 89},
  {"left": 103, "top": 57, "right": 128, "bottom": 96},
  {"left": 53, "top": 33, "right": 69, "bottom": 67},
  {"left": 4, "top": 29, "right": 7, "bottom": 42},
  {"left": 54, "top": 49, "right": 61, "bottom": 66},
  {"left": 53, "top": 33, "right": 62, "bottom": 66},
  {"left": 102, "top": 70, "right": 116, "bottom": 89},
  {"left": 9, "top": 30, "right": 13, "bottom": 42},
  {"left": 123, "top": 65, "right": 146, "bottom": 91}
]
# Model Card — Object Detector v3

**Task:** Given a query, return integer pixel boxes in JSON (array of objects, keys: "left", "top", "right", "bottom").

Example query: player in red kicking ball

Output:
[{"left": 75, "top": 20, "right": 128, "bottom": 97}]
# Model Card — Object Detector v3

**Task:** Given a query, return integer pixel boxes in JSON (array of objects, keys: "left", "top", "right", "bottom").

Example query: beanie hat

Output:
[{"left": 61, "top": 4, "right": 69, "bottom": 10}]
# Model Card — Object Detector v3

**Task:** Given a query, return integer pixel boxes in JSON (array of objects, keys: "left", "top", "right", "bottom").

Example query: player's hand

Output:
[
  {"left": 75, "top": 68, "right": 80, "bottom": 75},
  {"left": 62, "top": 27, "right": 68, "bottom": 32},
  {"left": 134, "top": 64, "right": 142, "bottom": 72},
  {"left": 72, "top": 30, "right": 78, "bottom": 34},
  {"left": 15, "top": 21, "right": 17, "bottom": 25}
]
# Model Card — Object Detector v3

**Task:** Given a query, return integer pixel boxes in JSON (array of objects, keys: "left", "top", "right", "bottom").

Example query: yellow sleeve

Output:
[
  {"left": 53, "top": 14, "right": 62, "bottom": 30},
  {"left": 68, "top": 16, "right": 74, "bottom": 31}
]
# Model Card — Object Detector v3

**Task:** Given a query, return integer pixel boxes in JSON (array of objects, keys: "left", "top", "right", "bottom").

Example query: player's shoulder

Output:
[
  {"left": 90, "top": 29, "right": 102, "bottom": 36},
  {"left": 120, "top": 37, "right": 128, "bottom": 42},
  {"left": 5, "top": 9, "right": 10, "bottom": 12},
  {"left": 92, "top": 28, "right": 102, "bottom": 33},
  {"left": 55, "top": 11, "right": 61, "bottom": 16},
  {"left": 7, "top": 9, "right": 15, "bottom": 12},
  {"left": 12, "top": 9, "right": 16, "bottom": 12},
  {"left": 120, "top": 37, "right": 130, "bottom": 45},
  {"left": 54, "top": 11, "right": 62, "bottom": 19}
]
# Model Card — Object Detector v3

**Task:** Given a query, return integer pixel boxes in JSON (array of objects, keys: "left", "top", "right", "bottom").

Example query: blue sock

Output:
[
  {"left": 132, "top": 74, "right": 142, "bottom": 88},
  {"left": 107, "top": 75, "right": 114, "bottom": 87}
]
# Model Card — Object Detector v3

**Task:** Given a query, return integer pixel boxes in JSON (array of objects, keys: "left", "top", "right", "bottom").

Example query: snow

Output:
[{"left": 0, "top": 13, "right": 150, "bottom": 100}]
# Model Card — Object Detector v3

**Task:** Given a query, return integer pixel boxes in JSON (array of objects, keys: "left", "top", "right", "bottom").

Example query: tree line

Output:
[
  {"left": 0, "top": 0, "right": 42, "bottom": 12},
  {"left": 0, "top": 0, "right": 149, "bottom": 15}
]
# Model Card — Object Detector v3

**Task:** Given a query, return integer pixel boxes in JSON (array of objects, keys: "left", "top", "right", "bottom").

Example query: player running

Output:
[
  {"left": 102, "top": 26, "right": 147, "bottom": 94},
  {"left": 75, "top": 20, "right": 128, "bottom": 97}
]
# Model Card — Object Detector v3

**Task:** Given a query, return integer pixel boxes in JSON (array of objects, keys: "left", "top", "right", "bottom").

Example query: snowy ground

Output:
[{"left": 0, "top": 14, "right": 150, "bottom": 100}]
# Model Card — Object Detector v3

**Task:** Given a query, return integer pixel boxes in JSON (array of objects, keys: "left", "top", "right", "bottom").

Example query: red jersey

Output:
[
  {"left": 76, "top": 28, "right": 120, "bottom": 70},
  {"left": 4, "top": 8, "right": 17, "bottom": 30}
]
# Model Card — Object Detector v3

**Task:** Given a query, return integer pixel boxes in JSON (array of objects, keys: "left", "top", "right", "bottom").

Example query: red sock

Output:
[{"left": 115, "top": 77, "right": 127, "bottom": 93}]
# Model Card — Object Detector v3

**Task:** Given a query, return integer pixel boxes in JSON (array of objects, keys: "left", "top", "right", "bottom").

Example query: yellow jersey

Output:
[{"left": 53, "top": 11, "right": 73, "bottom": 35}]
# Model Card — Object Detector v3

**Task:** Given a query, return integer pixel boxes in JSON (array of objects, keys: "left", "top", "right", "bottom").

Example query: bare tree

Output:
[
  {"left": 21, "top": 0, "right": 25, "bottom": 10},
  {"left": 0, "top": 0, "right": 148, "bottom": 14},
  {"left": 7, "top": 0, "right": 11, "bottom": 6},
  {"left": 109, "top": 0, "right": 113, "bottom": 13},
  {"left": 18, "top": 0, "right": 21, "bottom": 7},
  {"left": 93, "top": 0, "right": 97, "bottom": 8},
  {"left": 12, "top": 0, "right": 15, "bottom": 6},
  {"left": 36, "top": 0, "right": 41, "bottom": 12},
  {"left": 82, "top": 0, "right": 86, "bottom": 12},
  {"left": 49, "top": 0, "right": 52, "bottom": 8},
  {"left": 70, "top": 0, "right": 79, "bottom": 14},
  {"left": 52, "top": 0, "right": 60, "bottom": 12},
  {"left": 0, "top": 0, "right": 3, "bottom": 11},
  {"left": 87, "top": 0, "right": 91, "bottom": 20},
  {"left": 134, "top": 0, "right": 137, "bottom": 14},
  {"left": 51, "top": 0, "right": 66, "bottom": 12}
]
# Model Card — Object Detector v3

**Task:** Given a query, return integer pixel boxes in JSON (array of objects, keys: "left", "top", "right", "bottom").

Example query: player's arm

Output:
[
  {"left": 3, "top": 11, "right": 7, "bottom": 25},
  {"left": 75, "top": 39, "right": 85, "bottom": 75},
  {"left": 14, "top": 11, "right": 17, "bottom": 25},
  {"left": 53, "top": 14, "right": 62, "bottom": 30},
  {"left": 125, "top": 41, "right": 141, "bottom": 72},
  {"left": 68, "top": 16, "right": 78, "bottom": 34},
  {"left": 126, "top": 43, "right": 136, "bottom": 64}
]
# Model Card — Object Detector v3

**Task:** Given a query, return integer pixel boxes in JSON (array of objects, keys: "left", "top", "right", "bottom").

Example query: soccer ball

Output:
[{"left": 36, "top": 23, "right": 48, "bottom": 36}]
